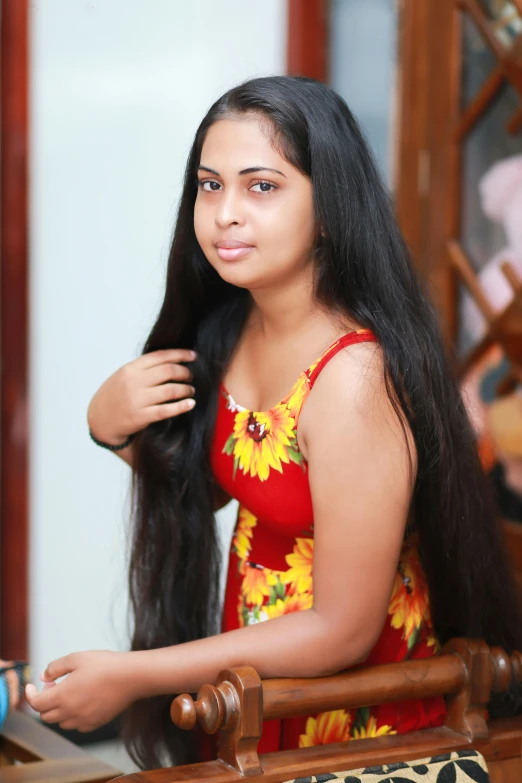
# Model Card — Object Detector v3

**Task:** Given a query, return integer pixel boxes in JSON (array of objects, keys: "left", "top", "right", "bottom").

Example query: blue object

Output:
[
  {"left": 479, "top": 355, "right": 511, "bottom": 403},
  {"left": 0, "top": 674, "right": 9, "bottom": 728}
]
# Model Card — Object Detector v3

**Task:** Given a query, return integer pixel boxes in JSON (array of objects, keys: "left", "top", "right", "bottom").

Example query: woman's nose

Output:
[{"left": 214, "top": 187, "right": 245, "bottom": 228}]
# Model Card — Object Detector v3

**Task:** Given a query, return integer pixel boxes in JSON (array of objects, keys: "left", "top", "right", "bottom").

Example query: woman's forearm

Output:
[{"left": 128, "top": 610, "right": 368, "bottom": 698}]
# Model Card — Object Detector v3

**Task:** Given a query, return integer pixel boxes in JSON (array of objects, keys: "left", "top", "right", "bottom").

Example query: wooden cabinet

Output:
[{"left": 396, "top": 0, "right": 522, "bottom": 356}]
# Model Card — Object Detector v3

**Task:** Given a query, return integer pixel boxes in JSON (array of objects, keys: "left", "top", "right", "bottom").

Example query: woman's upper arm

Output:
[{"left": 300, "top": 343, "right": 417, "bottom": 665}]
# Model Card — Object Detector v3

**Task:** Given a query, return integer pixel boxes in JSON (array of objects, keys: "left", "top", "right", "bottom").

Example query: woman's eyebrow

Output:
[{"left": 198, "top": 165, "right": 287, "bottom": 178}]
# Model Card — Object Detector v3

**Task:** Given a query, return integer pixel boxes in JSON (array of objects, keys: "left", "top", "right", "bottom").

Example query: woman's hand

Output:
[
  {"left": 25, "top": 651, "right": 136, "bottom": 732},
  {"left": 88, "top": 349, "right": 197, "bottom": 446}
]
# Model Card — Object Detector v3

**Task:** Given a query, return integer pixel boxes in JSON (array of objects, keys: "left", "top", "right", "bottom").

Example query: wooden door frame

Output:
[
  {"left": 1, "top": 0, "right": 29, "bottom": 660},
  {"left": 395, "top": 0, "right": 461, "bottom": 338},
  {"left": 287, "top": 0, "right": 329, "bottom": 81},
  {"left": 394, "top": 0, "right": 433, "bottom": 272}
]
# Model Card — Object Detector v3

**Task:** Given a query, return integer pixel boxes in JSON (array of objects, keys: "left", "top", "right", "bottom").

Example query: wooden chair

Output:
[
  {"left": 0, "top": 711, "right": 120, "bottom": 782},
  {"left": 112, "top": 639, "right": 522, "bottom": 783}
]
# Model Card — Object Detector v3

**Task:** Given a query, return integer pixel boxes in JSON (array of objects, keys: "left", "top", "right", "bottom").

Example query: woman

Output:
[{"left": 26, "top": 76, "right": 521, "bottom": 769}]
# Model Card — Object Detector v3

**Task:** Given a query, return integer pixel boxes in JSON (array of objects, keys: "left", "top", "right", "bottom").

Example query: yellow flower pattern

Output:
[
  {"left": 264, "top": 592, "right": 313, "bottom": 619},
  {"left": 299, "top": 710, "right": 352, "bottom": 747},
  {"left": 388, "top": 538, "right": 433, "bottom": 651},
  {"left": 281, "top": 537, "right": 314, "bottom": 594},
  {"left": 241, "top": 566, "right": 278, "bottom": 606},
  {"left": 351, "top": 715, "right": 396, "bottom": 740},
  {"left": 223, "top": 400, "right": 305, "bottom": 482},
  {"left": 298, "top": 708, "right": 396, "bottom": 747},
  {"left": 231, "top": 506, "right": 257, "bottom": 563}
]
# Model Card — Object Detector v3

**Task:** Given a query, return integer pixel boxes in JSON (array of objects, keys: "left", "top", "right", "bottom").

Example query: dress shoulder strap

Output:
[{"left": 308, "top": 329, "right": 378, "bottom": 389}]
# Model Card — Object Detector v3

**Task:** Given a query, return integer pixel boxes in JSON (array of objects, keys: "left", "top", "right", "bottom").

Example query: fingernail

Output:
[
  {"left": 187, "top": 399, "right": 196, "bottom": 409},
  {"left": 191, "top": 351, "right": 197, "bottom": 360},
  {"left": 190, "top": 386, "right": 196, "bottom": 394}
]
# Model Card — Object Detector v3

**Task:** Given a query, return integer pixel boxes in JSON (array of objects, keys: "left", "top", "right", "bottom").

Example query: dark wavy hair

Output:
[{"left": 122, "top": 75, "right": 522, "bottom": 769}]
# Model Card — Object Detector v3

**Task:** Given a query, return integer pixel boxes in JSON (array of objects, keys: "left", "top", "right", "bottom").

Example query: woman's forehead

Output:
[{"left": 200, "top": 119, "right": 295, "bottom": 177}]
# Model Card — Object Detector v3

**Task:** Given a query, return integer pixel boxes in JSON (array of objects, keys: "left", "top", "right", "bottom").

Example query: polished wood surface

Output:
[
  {"left": 286, "top": 0, "right": 328, "bottom": 82},
  {"left": 116, "top": 723, "right": 522, "bottom": 783},
  {"left": 0, "top": 711, "right": 120, "bottom": 782},
  {"left": 394, "top": 0, "right": 432, "bottom": 267}
]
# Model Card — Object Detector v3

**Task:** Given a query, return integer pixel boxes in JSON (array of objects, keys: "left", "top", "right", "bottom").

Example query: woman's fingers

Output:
[
  {"left": 149, "top": 398, "right": 196, "bottom": 422},
  {"left": 145, "top": 362, "right": 193, "bottom": 387},
  {"left": 39, "top": 708, "right": 63, "bottom": 725},
  {"left": 44, "top": 655, "right": 75, "bottom": 681},
  {"left": 25, "top": 683, "right": 60, "bottom": 713},
  {"left": 139, "top": 349, "right": 196, "bottom": 370},
  {"left": 145, "top": 383, "right": 195, "bottom": 407},
  {"left": 59, "top": 719, "right": 81, "bottom": 731}
]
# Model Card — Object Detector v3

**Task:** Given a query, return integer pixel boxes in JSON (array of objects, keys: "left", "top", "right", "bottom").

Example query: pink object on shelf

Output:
[{"left": 461, "top": 154, "right": 522, "bottom": 342}]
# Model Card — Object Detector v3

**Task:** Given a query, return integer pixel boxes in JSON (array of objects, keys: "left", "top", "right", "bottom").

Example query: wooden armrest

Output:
[
  {"left": 0, "top": 711, "right": 120, "bottom": 783},
  {"left": 110, "top": 639, "right": 522, "bottom": 783}
]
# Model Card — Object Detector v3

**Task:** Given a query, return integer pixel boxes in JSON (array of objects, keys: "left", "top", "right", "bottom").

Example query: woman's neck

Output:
[{"left": 247, "top": 266, "right": 345, "bottom": 342}]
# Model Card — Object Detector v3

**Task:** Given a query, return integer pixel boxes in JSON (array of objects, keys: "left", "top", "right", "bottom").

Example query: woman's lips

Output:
[{"left": 216, "top": 246, "right": 254, "bottom": 261}]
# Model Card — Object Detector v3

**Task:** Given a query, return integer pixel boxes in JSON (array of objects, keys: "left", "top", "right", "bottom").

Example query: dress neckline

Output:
[
  {"left": 220, "top": 372, "right": 306, "bottom": 417},
  {"left": 220, "top": 329, "right": 372, "bottom": 417}
]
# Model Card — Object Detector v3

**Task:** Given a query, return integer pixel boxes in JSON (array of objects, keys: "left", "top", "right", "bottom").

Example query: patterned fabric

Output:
[
  {"left": 288, "top": 750, "right": 489, "bottom": 783},
  {"left": 210, "top": 330, "right": 446, "bottom": 754}
]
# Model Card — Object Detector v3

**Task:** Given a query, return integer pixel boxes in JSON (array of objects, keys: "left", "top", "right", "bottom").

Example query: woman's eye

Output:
[
  {"left": 251, "top": 181, "right": 276, "bottom": 193},
  {"left": 199, "top": 180, "right": 222, "bottom": 192}
]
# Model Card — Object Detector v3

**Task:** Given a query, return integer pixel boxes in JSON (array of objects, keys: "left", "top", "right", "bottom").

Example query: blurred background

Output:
[{"left": 1, "top": 0, "right": 521, "bottom": 774}]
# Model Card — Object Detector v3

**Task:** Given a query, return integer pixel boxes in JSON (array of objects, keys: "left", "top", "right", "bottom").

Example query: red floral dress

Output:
[{"left": 210, "top": 329, "right": 446, "bottom": 753}]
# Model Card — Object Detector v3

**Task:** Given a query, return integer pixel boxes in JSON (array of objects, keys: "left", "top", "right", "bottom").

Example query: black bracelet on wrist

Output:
[{"left": 89, "top": 429, "right": 136, "bottom": 451}]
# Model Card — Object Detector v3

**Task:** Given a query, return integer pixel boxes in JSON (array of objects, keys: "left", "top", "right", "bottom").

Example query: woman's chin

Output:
[{"left": 214, "top": 262, "right": 266, "bottom": 289}]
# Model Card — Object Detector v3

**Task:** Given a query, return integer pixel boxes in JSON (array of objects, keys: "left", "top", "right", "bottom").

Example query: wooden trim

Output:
[
  {"left": 116, "top": 719, "right": 522, "bottom": 783},
  {"left": 507, "top": 104, "right": 522, "bottom": 133},
  {"left": 455, "top": 66, "right": 504, "bottom": 140},
  {"left": 448, "top": 240, "right": 497, "bottom": 322},
  {"left": 287, "top": 0, "right": 328, "bottom": 81},
  {"left": 394, "top": 0, "right": 432, "bottom": 270},
  {"left": 0, "top": 0, "right": 29, "bottom": 660},
  {"left": 425, "top": 0, "right": 462, "bottom": 339},
  {"left": 462, "top": 0, "right": 506, "bottom": 60}
]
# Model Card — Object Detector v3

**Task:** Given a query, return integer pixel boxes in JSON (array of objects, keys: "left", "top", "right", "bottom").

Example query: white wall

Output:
[{"left": 30, "top": 0, "right": 286, "bottom": 681}]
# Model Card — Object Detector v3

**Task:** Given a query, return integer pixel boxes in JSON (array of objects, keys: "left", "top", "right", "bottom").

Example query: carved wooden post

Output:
[
  {"left": 442, "top": 638, "right": 492, "bottom": 740},
  {"left": 215, "top": 668, "right": 263, "bottom": 776},
  {"left": 171, "top": 666, "right": 263, "bottom": 776}
]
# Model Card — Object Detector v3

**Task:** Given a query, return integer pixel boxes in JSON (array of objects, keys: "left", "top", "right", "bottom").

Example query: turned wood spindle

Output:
[{"left": 171, "top": 681, "right": 237, "bottom": 734}]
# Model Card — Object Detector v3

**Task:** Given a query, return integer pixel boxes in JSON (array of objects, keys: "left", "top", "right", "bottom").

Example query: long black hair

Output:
[{"left": 122, "top": 75, "right": 522, "bottom": 769}]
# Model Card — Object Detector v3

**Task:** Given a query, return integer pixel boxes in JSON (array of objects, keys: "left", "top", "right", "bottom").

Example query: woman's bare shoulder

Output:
[{"left": 299, "top": 339, "right": 416, "bottom": 474}]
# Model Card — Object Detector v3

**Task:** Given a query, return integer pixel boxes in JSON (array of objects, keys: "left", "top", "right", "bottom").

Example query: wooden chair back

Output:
[{"left": 113, "top": 638, "right": 522, "bottom": 783}]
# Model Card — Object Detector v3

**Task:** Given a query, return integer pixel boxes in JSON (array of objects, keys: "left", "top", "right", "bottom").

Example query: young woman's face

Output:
[{"left": 194, "top": 115, "right": 317, "bottom": 290}]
